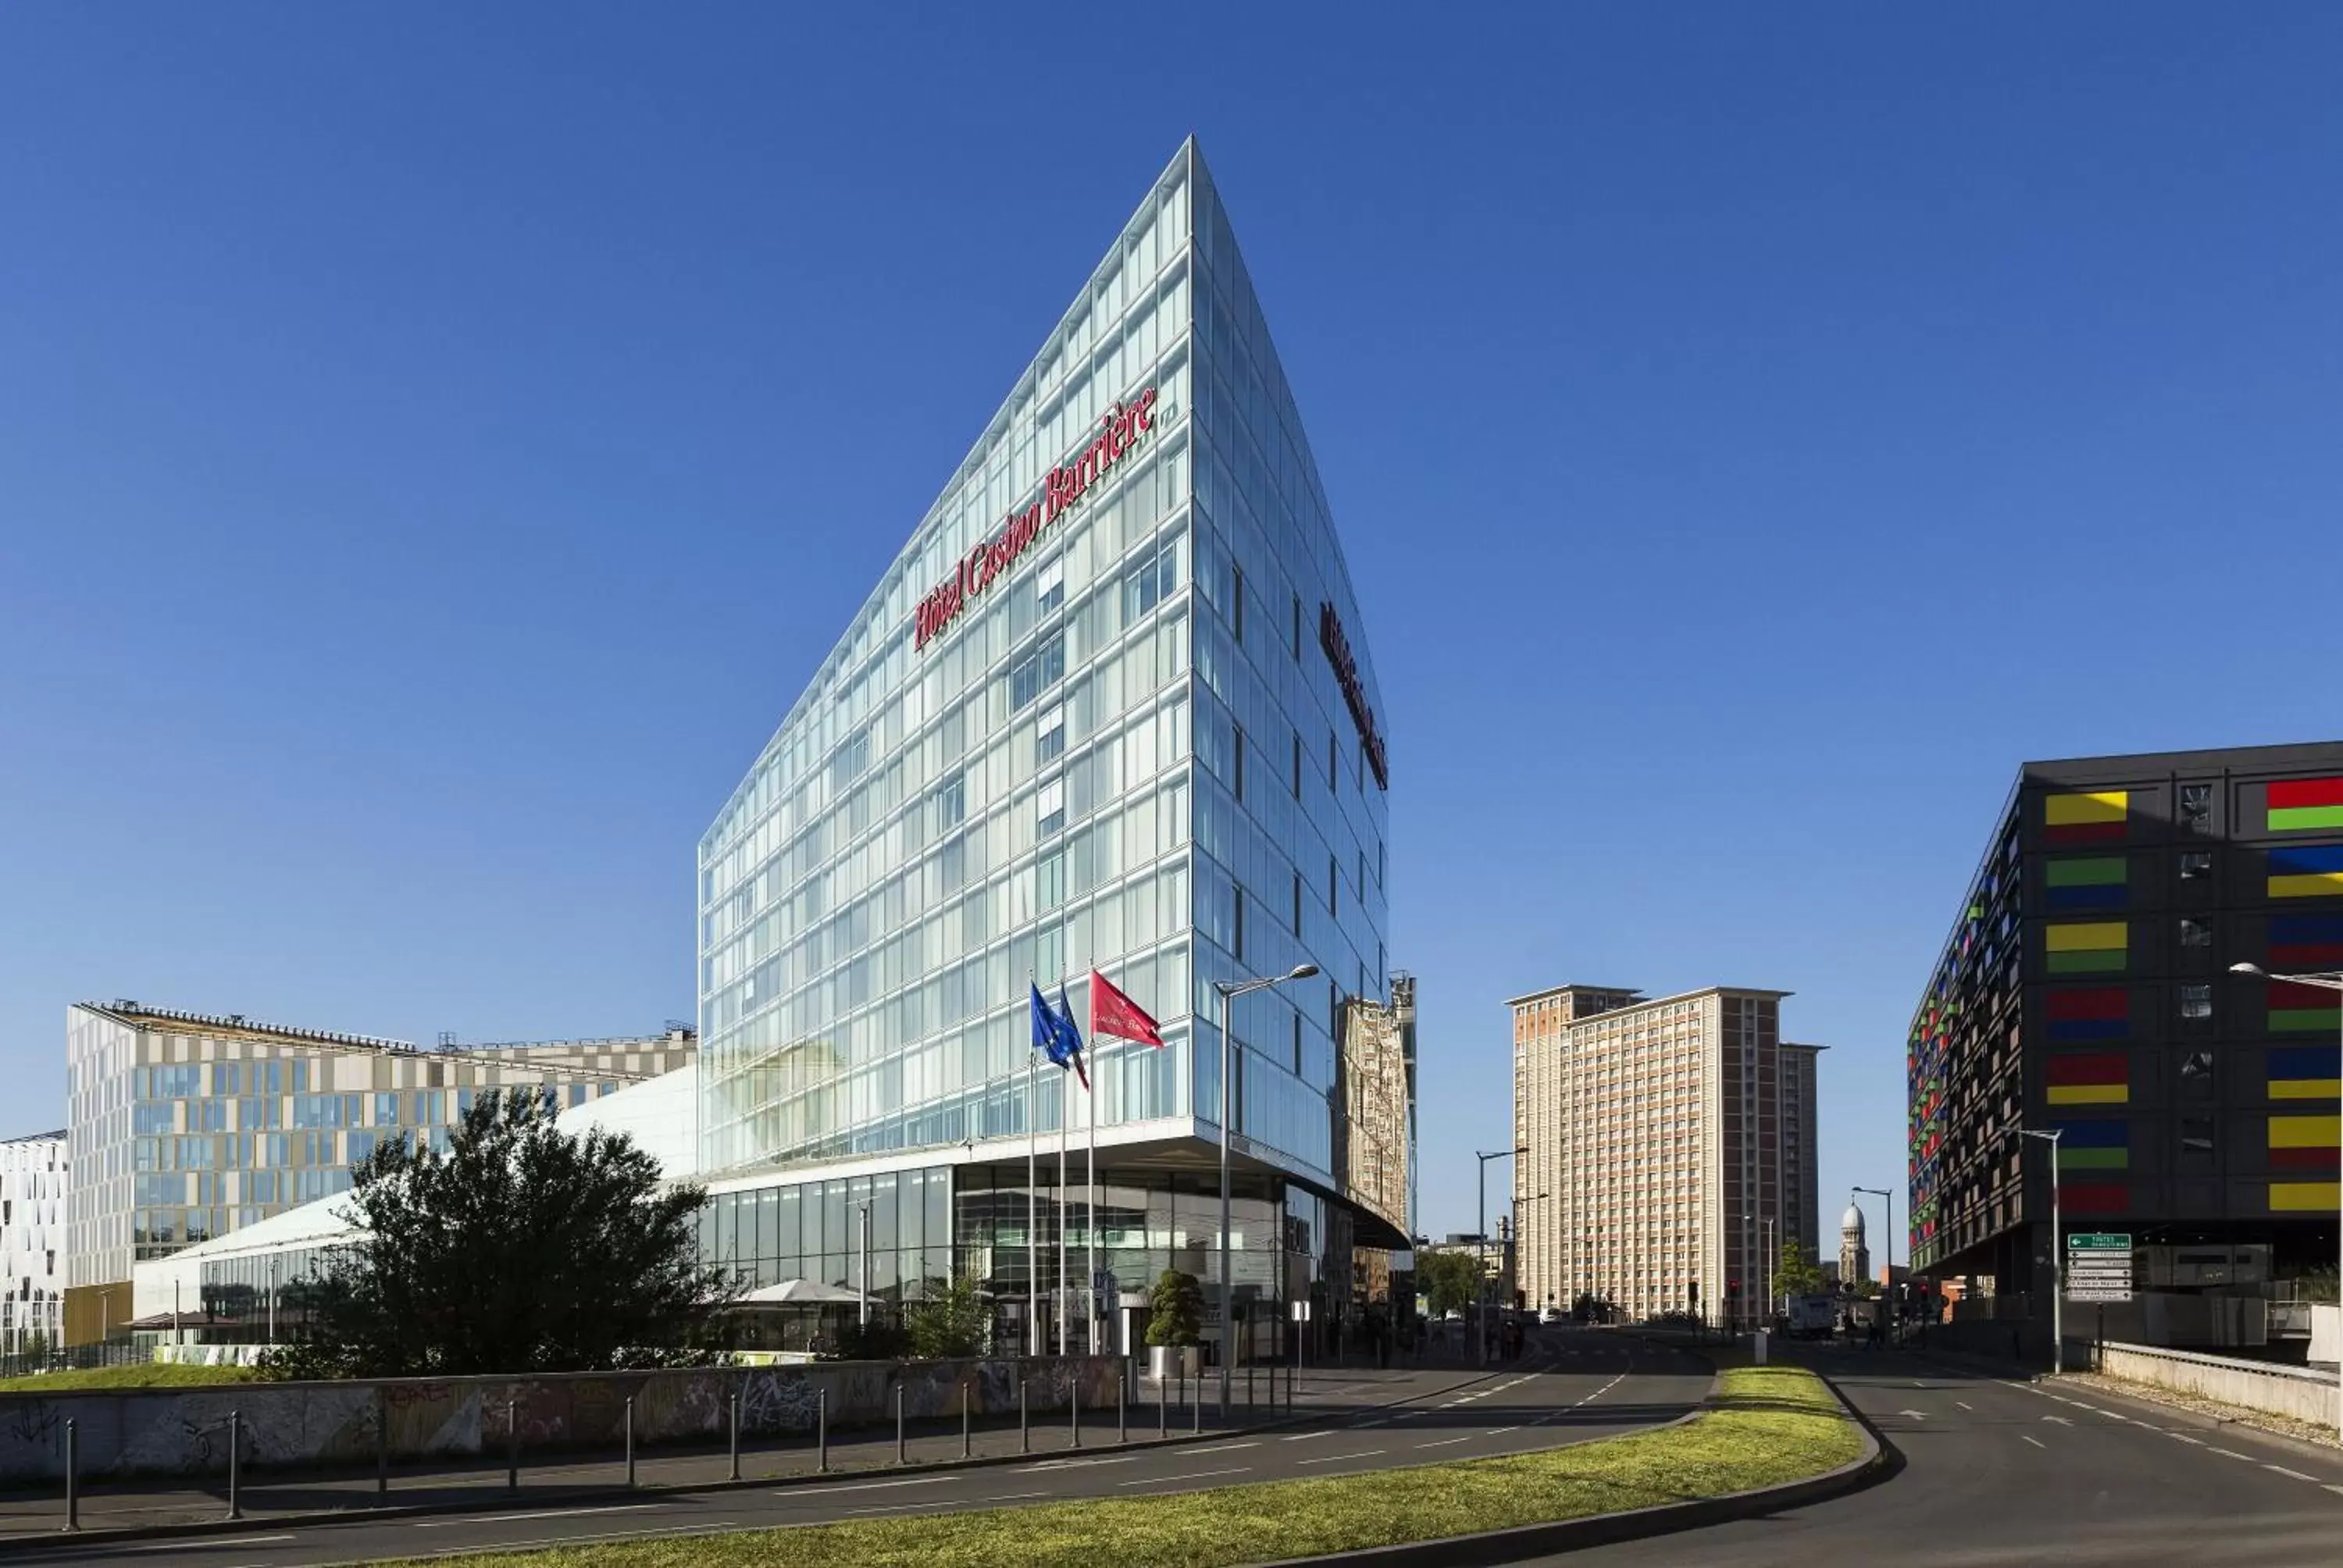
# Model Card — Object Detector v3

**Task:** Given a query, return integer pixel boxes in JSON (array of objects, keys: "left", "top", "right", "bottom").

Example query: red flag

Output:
[{"left": 1090, "top": 969, "right": 1164, "bottom": 1047}]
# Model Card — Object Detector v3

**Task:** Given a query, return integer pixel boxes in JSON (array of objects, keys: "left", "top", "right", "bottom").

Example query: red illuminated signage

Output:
[
  {"left": 1320, "top": 603, "right": 1389, "bottom": 789},
  {"left": 914, "top": 387, "right": 1160, "bottom": 651}
]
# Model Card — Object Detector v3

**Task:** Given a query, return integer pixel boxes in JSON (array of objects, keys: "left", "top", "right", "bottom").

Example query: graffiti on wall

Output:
[{"left": 0, "top": 1356, "right": 1119, "bottom": 1481}]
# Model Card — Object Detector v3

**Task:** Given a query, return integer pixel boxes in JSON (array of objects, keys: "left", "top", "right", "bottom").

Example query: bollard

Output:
[
  {"left": 226, "top": 1409, "right": 242, "bottom": 1521},
  {"left": 961, "top": 1381, "right": 972, "bottom": 1460},
  {"left": 1157, "top": 1363, "right": 1168, "bottom": 1437},
  {"left": 62, "top": 1418, "right": 77, "bottom": 1533},
  {"left": 375, "top": 1386, "right": 389, "bottom": 1502},
  {"left": 1191, "top": 1375, "right": 1202, "bottom": 1436},
  {"left": 895, "top": 1384, "right": 906, "bottom": 1466},
  {"left": 1248, "top": 1364, "right": 1256, "bottom": 1410},
  {"left": 817, "top": 1389, "right": 829, "bottom": 1474},
  {"left": 1176, "top": 1365, "right": 1186, "bottom": 1428},
  {"left": 729, "top": 1389, "right": 741, "bottom": 1482},
  {"left": 1019, "top": 1375, "right": 1030, "bottom": 1455},
  {"left": 1118, "top": 1363, "right": 1127, "bottom": 1445},
  {"left": 1072, "top": 1374, "right": 1082, "bottom": 1449},
  {"left": 507, "top": 1397, "right": 519, "bottom": 1492},
  {"left": 625, "top": 1395, "right": 637, "bottom": 1488}
]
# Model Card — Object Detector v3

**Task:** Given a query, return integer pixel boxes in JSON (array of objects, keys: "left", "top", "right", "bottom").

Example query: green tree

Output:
[
  {"left": 1146, "top": 1268, "right": 1204, "bottom": 1346},
  {"left": 275, "top": 1089, "right": 727, "bottom": 1377},
  {"left": 1774, "top": 1241, "right": 1825, "bottom": 1299},
  {"left": 905, "top": 1270, "right": 991, "bottom": 1358},
  {"left": 1418, "top": 1250, "right": 1482, "bottom": 1319}
]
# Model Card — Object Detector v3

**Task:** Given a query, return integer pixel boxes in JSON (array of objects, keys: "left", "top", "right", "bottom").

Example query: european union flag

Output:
[{"left": 1029, "top": 981, "right": 1089, "bottom": 1089}]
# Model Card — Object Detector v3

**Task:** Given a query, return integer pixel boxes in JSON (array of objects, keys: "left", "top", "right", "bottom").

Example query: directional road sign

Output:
[{"left": 2065, "top": 1232, "right": 2133, "bottom": 1302}]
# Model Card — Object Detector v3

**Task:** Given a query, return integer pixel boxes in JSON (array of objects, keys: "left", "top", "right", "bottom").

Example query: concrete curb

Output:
[
  {"left": 1261, "top": 1358, "right": 1901, "bottom": 1568},
  {"left": 2041, "top": 1373, "right": 2343, "bottom": 1463},
  {"left": 3, "top": 1362, "right": 1521, "bottom": 1556}
]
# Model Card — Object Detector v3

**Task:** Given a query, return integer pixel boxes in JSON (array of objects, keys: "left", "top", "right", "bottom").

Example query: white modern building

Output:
[
  {"left": 131, "top": 1062, "right": 704, "bottom": 1335},
  {"left": 1, "top": 1131, "right": 66, "bottom": 1357},
  {"left": 68, "top": 999, "right": 695, "bottom": 1343}
]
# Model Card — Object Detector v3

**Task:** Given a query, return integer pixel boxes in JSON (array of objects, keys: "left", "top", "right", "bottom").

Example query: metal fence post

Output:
[
  {"left": 1248, "top": 1363, "right": 1256, "bottom": 1410},
  {"left": 1019, "top": 1374, "right": 1030, "bottom": 1454},
  {"left": 624, "top": 1395, "right": 636, "bottom": 1488},
  {"left": 961, "top": 1381, "right": 971, "bottom": 1459},
  {"left": 226, "top": 1409, "right": 242, "bottom": 1521},
  {"left": 1191, "top": 1374, "right": 1202, "bottom": 1436},
  {"left": 1158, "top": 1360, "right": 1168, "bottom": 1438},
  {"left": 728, "top": 1388, "right": 741, "bottom": 1482},
  {"left": 895, "top": 1384, "right": 906, "bottom": 1466},
  {"left": 1118, "top": 1362, "right": 1127, "bottom": 1444},
  {"left": 62, "top": 1418, "right": 77, "bottom": 1533},
  {"left": 375, "top": 1385, "right": 389, "bottom": 1502},
  {"left": 1071, "top": 1368, "right": 1082, "bottom": 1449},
  {"left": 817, "top": 1388, "right": 828, "bottom": 1474},
  {"left": 507, "top": 1396, "right": 519, "bottom": 1492}
]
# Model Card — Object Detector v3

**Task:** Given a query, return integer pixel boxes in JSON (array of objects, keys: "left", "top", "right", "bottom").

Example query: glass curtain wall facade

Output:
[{"left": 696, "top": 141, "right": 1396, "bottom": 1337}]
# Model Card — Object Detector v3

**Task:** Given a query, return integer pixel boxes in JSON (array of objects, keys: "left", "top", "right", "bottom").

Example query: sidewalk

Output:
[{"left": 0, "top": 1360, "right": 1499, "bottom": 1543}]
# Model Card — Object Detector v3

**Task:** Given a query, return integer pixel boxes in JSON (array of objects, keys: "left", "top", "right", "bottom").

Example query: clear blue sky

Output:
[{"left": 4, "top": 4, "right": 2339, "bottom": 1254}]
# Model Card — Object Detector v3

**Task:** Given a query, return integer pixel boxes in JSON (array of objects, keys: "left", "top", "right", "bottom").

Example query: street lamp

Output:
[
  {"left": 2231, "top": 960, "right": 2342, "bottom": 1445},
  {"left": 1476, "top": 1146, "right": 1525, "bottom": 1362},
  {"left": 1853, "top": 1185, "right": 1895, "bottom": 1337},
  {"left": 1733, "top": 1213, "right": 1775, "bottom": 1329},
  {"left": 2017, "top": 1130, "right": 2064, "bottom": 1374},
  {"left": 1517, "top": 1191, "right": 1550, "bottom": 1319},
  {"left": 1217, "top": 962, "right": 1318, "bottom": 1418}
]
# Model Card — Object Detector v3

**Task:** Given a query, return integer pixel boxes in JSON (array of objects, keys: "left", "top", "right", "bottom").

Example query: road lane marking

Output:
[
  {"left": 2020, "top": 1434, "right": 2046, "bottom": 1449},
  {"left": 1282, "top": 1430, "right": 1334, "bottom": 1441},
  {"left": 2170, "top": 1434, "right": 2205, "bottom": 1445},
  {"left": 134, "top": 1537, "right": 296, "bottom": 1550},
  {"left": 1955, "top": 1401, "right": 1974, "bottom": 1411},
  {"left": 809, "top": 1476, "right": 954, "bottom": 1493},
  {"left": 1417, "top": 1435, "right": 1475, "bottom": 1448},
  {"left": 418, "top": 1506, "right": 655, "bottom": 1528},
  {"left": 1485, "top": 1425, "right": 1520, "bottom": 1435},
  {"left": 1121, "top": 1466, "right": 1248, "bottom": 1486},
  {"left": 2324, "top": 1484, "right": 2343, "bottom": 1496},
  {"left": 1020, "top": 1455, "right": 1138, "bottom": 1471},
  {"left": 1300, "top": 1449, "right": 1383, "bottom": 1464},
  {"left": 2265, "top": 1465, "right": 2320, "bottom": 1482},
  {"left": 1185, "top": 1441, "right": 1261, "bottom": 1454},
  {"left": 2208, "top": 1448, "right": 2254, "bottom": 1461},
  {"left": 462, "top": 1523, "right": 738, "bottom": 1551},
  {"left": 2042, "top": 1416, "right": 2072, "bottom": 1426}
]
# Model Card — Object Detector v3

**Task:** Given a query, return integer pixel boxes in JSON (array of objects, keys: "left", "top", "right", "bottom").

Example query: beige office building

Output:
[
  {"left": 65, "top": 1001, "right": 696, "bottom": 1343},
  {"left": 1510, "top": 984, "right": 1821, "bottom": 1325}
]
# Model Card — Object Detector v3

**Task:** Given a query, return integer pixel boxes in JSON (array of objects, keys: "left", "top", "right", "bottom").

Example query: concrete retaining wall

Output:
[
  {"left": 0, "top": 1356, "right": 1119, "bottom": 1483},
  {"left": 2097, "top": 1340, "right": 2339, "bottom": 1430}
]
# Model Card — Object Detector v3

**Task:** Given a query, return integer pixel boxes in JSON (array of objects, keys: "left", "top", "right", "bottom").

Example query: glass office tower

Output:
[{"left": 695, "top": 141, "right": 1404, "bottom": 1356}]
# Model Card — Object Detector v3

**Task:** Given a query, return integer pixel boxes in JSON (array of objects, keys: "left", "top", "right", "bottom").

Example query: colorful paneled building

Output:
[{"left": 1908, "top": 743, "right": 2343, "bottom": 1338}]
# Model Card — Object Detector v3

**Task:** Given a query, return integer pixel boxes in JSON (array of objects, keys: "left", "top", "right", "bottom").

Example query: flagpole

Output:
[
  {"left": 1086, "top": 966, "right": 1099, "bottom": 1356},
  {"left": 1027, "top": 1049, "right": 1040, "bottom": 1358},
  {"left": 1057, "top": 1065, "right": 1070, "bottom": 1359}
]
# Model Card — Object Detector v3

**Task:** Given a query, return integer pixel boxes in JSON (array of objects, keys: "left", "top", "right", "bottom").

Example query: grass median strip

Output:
[
  {"left": 0, "top": 1362, "right": 264, "bottom": 1393},
  {"left": 363, "top": 1365, "right": 1861, "bottom": 1568}
]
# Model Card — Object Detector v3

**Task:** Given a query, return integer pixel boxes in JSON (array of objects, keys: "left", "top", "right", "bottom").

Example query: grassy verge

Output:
[
  {"left": 0, "top": 1363, "right": 265, "bottom": 1393},
  {"left": 366, "top": 1364, "right": 1863, "bottom": 1568}
]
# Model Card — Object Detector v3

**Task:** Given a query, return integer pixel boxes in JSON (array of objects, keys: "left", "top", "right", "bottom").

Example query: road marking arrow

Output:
[{"left": 1897, "top": 1409, "right": 1928, "bottom": 1420}]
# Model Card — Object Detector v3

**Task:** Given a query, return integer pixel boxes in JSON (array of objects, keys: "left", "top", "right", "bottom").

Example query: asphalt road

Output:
[
  {"left": 1554, "top": 1343, "right": 2343, "bottom": 1566},
  {"left": 7, "top": 1328, "right": 1708, "bottom": 1567}
]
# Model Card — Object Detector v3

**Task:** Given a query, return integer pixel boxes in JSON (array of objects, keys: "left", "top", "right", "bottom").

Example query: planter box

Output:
[{"left": 1148, "top": 1344, "right": 1200, "bottom": 1381}]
